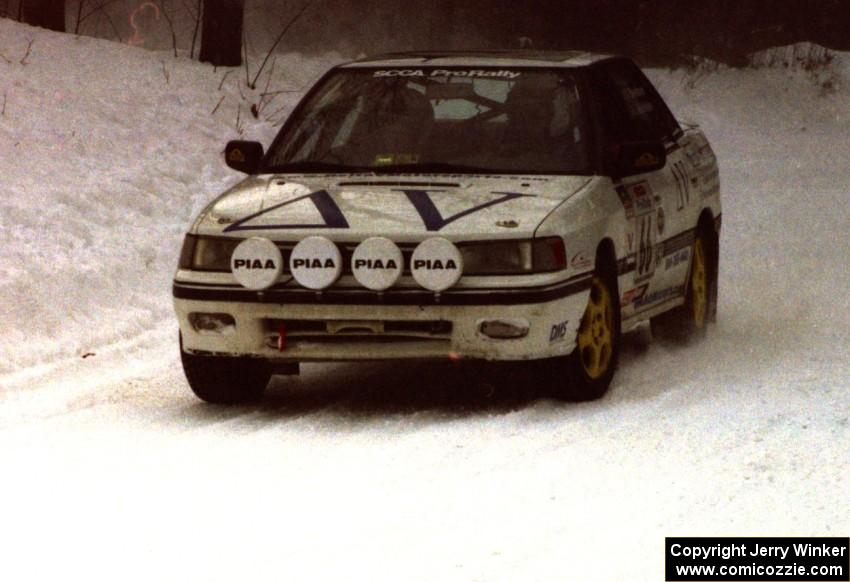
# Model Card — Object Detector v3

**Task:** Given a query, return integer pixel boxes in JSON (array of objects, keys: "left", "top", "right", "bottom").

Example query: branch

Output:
[
  {"left": 211, "top": 95, "right": 225, "bottom": 115},
  {"left": 189, "top": 0, "right": 201, "bottom": 59},
  {"left": 255, "top": 55, "right": 276, "bottom": 115},
  {"left": 152, "top": 0, "right": 179, "bottom": 58},
  {"left": 242, "top": 22, "right": 250, "bottom": 86},
  {"left": 259, "top": 88, "right": 302, "bottom": 98},
  {"left": 178, "top": 0, "right": 197, "bottom": 17},
  {"left": 218, "top": 69, "right": 232, "bottom": 91},
  {"left": 78, "top": 0, "right": 124, "bottom": 26},
  {"left": 74, "top": 0, "right": 85, "bottom": 34},
  {"left": 101, "top": 8, "right": 124, "bottom": 43},
  {"left": 249, "top": 2, "right": 313, "bottom": 89},
  {"left": 20, "top": 39, "right": 33, "bottom": 65}
]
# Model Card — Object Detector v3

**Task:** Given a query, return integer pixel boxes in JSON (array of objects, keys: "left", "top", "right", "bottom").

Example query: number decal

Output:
[
  {"left": 672, "top": 160, "right": 691, "bottom": 211},
  {"left": 637, "top": 214, "right": 654, "bottom": 279}
]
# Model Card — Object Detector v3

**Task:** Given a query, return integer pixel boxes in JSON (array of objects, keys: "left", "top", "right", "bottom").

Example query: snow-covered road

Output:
[{"left": 1, "top": 22, "right": 848, "bottom": 581}]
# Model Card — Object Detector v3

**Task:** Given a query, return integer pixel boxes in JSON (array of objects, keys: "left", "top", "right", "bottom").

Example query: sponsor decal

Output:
[
  {"left": 351, "top": 237, "right": 403, "bottom": 291},
  {"left": 620, "top": 284, "right": 648, "bottom": 308},
  {"left": 615, "top": 185, "right": 635, "bottom": 218},
  {"left": 570, "top": 251, "right": 592, "bottom": 270},
  {"left": 628, "top": 181, "right": 654, "bottom": 216},
  {"left": 664, "top": 247, "right": 690, "bottom": 270},
  {"left": 373, "top": 69, "right": 521, "bottom": 79},
  {"left": 413, "top": 259, "right": 458, "bottom": 269},
  {"left": 661, "top": 229, "right": 696, "bottom": 256},
  {"left": 231, "top": 237, "right": 284, "bottom": 290},
  {"left": 289, "top": 236, "right": 342, "bottom": 290},
  {"left": 633, "top": 284, "right": 684, "bottom": 309},
  {"left": 233, "top": 259, "right": 276, "bottom": 269},
  {"left": 549, "top": 319, "right": 569, "bottom": 343},
  {"left": 410, "top": 237, "right": 463, "bottom": 292},
  {"left": 634, "top": 151, "right": 659, "bottom": 168},
  {"left": 373, "top": 153, "right": 419, "bottom": 165},
  {"left": 227, "top": 148, "right": 245, "bottom": 163}
]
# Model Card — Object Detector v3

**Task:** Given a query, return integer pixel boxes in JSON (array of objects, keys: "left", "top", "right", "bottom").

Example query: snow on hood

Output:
[{"left": 194, "top": 173, "right": 592, "bottom": 242}]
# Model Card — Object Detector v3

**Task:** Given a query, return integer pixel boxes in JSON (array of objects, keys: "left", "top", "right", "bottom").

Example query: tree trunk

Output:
[
  {"left": 199, "top": 0, "right": 244, "bottom": 67},
  {"left": 21, "top": 0, "right": 66, "bottom": 32}
]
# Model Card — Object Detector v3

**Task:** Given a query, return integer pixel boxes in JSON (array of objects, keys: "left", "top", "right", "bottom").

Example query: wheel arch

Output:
[
  {"left": 594, "top": 236, "right": 622, "bottom": 330},
  {"left": 595, "top": 237, "right": 619, "bottom": 279},
  {"left": 696, "top": 208, "right": 719, "bottom": 322}
]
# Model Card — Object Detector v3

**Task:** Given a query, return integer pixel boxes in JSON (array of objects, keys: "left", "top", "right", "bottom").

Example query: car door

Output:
[{"left": 590, "top": 59, "right": 689, "bottom": 320}]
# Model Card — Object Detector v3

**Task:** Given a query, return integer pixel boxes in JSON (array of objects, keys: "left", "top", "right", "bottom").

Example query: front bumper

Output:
[{"left": 173, "top": 274, "right": 591, "bottom": 362}]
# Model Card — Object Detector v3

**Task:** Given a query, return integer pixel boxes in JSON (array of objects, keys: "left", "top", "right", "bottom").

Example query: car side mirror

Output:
[
  {"left": 613, "top": 141, "right": 666, "bottom": 178},
  {"left": 224, "top": 140, "right": 264, "bottom": 174}
]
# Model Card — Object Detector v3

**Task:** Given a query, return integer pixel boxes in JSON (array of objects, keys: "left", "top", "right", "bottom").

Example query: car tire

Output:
[
  {"left": 180, "top": 336, "right": 271, "bottom": 404},
  {"left": 650, "top": 229, "right": 714, "bottom": 343},
  {"left": 549, "top": 262, "right": 621, "bottom": 401}
]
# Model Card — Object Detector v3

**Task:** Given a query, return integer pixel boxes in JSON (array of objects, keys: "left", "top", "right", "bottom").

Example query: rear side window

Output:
[{"left": 591, "top": 60, "right": 680, "bottom": 144}]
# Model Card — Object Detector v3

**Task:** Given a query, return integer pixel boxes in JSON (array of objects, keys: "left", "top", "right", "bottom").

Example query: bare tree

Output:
[
  {"left": 249, "top": 2, "right": 312, "bottom": 88},
  {"left": 199, "top": 0, "right": 244, "bottom": 67}
]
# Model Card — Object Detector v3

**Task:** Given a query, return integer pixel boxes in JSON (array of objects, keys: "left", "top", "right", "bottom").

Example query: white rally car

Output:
[{"left": 173, "top": 51, "right": 721, "bottom": 403}]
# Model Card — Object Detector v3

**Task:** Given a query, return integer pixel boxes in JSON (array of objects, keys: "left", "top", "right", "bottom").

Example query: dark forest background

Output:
[{"left": 2, "top": 0, "right": 849, "bottom": 67}]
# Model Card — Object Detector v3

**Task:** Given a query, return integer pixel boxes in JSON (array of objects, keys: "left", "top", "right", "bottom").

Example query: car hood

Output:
[{"left": 193, "top": 173, "right": 592, "bottom": 242}]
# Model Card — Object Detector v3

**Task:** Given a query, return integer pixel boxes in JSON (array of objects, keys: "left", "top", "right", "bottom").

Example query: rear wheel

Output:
[
  {"left": 180, "top": 337, "right": 271, "bottom": 404},
  {"left": 550, "top": 268, "right": 620, "bottom": 401},
  {"left": 651, "top": 233, "right": 712, "bottom": 342}
]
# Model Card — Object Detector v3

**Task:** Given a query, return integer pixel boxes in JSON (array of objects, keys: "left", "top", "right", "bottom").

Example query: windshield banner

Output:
[{"left": 373, "top": 69, "right": 521, "bottom": 79}]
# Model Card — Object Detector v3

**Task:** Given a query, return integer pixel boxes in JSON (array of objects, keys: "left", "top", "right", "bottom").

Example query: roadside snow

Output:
[
  {"left": 0, "top": 19, "right": 338, "bottom": 375},
  {"left": 0, "top": 21, "right": 848, "bottom": 582}
]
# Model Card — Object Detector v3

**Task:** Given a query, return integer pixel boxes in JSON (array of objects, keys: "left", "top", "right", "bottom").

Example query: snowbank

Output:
[{"left": 0, "top": 20, "right": 338, "bottom": 375}]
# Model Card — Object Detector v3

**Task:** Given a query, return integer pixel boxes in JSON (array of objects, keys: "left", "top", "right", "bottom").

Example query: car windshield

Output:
[{"left": 264, "top": 67, "right": 591, "bottom": 175}]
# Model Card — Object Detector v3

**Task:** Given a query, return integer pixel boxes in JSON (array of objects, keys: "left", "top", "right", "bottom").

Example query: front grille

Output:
[{"left": 265, "top": 318, "right": 453, "bottom": 338}]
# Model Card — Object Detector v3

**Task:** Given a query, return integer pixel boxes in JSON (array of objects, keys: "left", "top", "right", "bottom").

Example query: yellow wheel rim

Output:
[
  {"left": 691, "top": 239, "right": 708, "bottom": 329},
  {"left": 576, "top": 276, "right": 614, "bottom": 379}
]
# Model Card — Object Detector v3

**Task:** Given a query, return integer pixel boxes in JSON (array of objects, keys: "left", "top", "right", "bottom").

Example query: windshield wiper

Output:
[{"left": 264, "top": 161, "right": 373, "bottom": 173}]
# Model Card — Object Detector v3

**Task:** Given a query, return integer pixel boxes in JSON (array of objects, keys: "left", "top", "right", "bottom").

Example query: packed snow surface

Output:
[{"left": 1, "top": 20, "right": 848, "bottom": 581}]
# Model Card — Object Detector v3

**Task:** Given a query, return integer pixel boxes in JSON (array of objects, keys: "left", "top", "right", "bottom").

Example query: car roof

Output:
[{"left": 340, "top": 50, "right": 616, "bottom": 69}]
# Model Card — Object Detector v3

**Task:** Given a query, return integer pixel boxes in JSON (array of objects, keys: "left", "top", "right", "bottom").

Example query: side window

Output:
[{"left": 592, "top": 60, "right": 680, "bottom": 144}]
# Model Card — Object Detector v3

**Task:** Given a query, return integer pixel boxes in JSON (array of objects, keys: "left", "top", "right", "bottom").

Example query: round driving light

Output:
[
  {"left": 411, "top": 237, "right": 463, "bottom": 292},
  {"left": 289, "top": 236, "right": 342, "bottom": 290},
  {"left": 351, "top": 237, "right": 403, "bottom": 291},
  {"left": 230, "top": 237, "right": 283, "bottom": 290}
]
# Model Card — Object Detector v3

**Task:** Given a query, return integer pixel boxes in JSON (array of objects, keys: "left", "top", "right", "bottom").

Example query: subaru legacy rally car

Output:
[{"left": 173, "top": 51, "right": 721, "bottom": 403}]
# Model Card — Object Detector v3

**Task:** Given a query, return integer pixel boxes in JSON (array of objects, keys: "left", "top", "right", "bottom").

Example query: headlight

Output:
[
  {"left": 460, "top": 237, "right": 566, "bottom": 275},
  {"left": 178, "top": 234, "right": 241, "bottom": 271}
]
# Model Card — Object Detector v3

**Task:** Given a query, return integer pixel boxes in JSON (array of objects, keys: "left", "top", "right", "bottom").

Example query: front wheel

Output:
[
  {"left": 180, "top": 338, "right": 271, "bottom": 404},
  {"left": 549, "top": 270, "right": 621, "bottom": 401}
]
